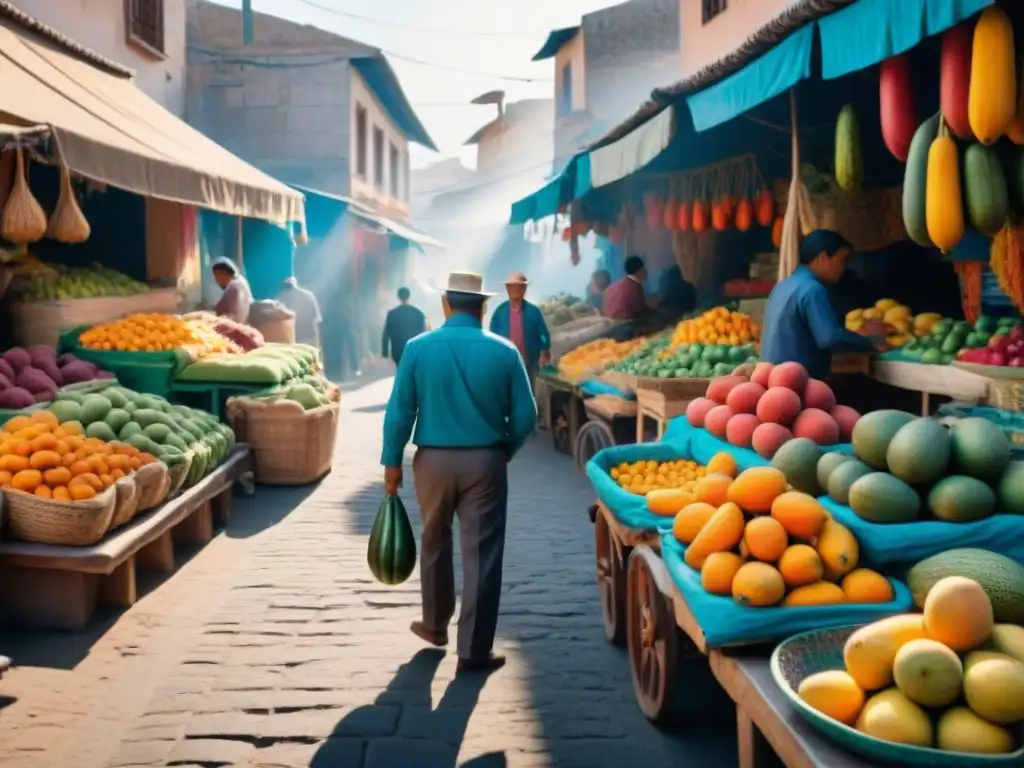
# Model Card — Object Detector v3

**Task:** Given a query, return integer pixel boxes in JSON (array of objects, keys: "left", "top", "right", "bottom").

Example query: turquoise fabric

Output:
[
  {"left": 818, "top": 0, "right": 993, "bottom": 80},
  {"left": 508, "top": 155, "right": 587, "bottom": 224},
  {"left": 687, "top": 24, "right": 814, "bottom": 132},
  {"left": 659, "top": 532, "right": 913, "bottom": 648},
  {"left": 821, "top": 496, "right": 1024, "bottom": 565},
  {"left": 579, "top": 379, "right": 635, "bottom": 400},
  {"left": 488, "top": 300, "right": 551, "bottom": 366},
  {"left": 573, "top": 153, "right": 592, "bottom": 199},
  {"left": 380, "top": 314, "right": 537, "bottom": 466}
]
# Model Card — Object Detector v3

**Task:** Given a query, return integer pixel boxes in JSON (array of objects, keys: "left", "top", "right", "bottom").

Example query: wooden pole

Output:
[{"left": 235, "top": 216, "right": 244, "bottom": 271}]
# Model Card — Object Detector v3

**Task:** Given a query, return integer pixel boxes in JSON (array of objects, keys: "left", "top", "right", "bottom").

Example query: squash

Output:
[
  {"left": 727, "top": 466, "right": 788, "bottom": 514},
  {"left": 771, "top": 215, "right": 784, "bottom": 248},
  {"left": 646, "top": 488, "right": 692, "bottom": 517},
  {"left": 711, "top": 199, "right": 730, "bottom": 231},
  {"left": 815, "top": 518, "right": 860, "bottom": 581},
  {"left": 968, "top": 6, "right": 1016, "bottom": 145},
  {"left": 926, "top": 126, "right": 965, "bottom": 253},
  {"left": 732, "top": 562, "right": 786, "bottom": 607},
  {"left": 742, "top": 517, "right": 789, "bottom": 562},
  {"left": 783, "top": 581, "right": 846, "bottom": 607},
  {"left": 692, "top": 199, "right": 708, "bottom": 233},
  {"left": 672, "top": 501, "right": 716, "bottom": 544},
  {"left": 778, "top": 544, "right": 824, "bottom": 588},
  {"left": 701, "top": 551, "right": 744, "bottom": 596},
  {"left": 902, "top": 113, "right": 940, "bottom": 247},
  {"left": 685, "top": 502, "right": 745, "bottom": 570},
  {"left": 695, "top": 473, "right": 733, "bottom": 506},
  {"left": 663, "top": 195, "right": 679, "bottom": 231},
  {"left": 879, "top": 54, "right": 917, "bottom": 162},
  {"left": 734, "top": 196, "right": 754, "bottom": 232},
  {"left": 835, "top": 104, "right": 863, "bottom": 191},
  {"left": 964, "top": 143, "right": 1010, "bottom": 236},
  {"left": 770, "top": 491, "right": 827, "bottom": 540},
  {"left": 676, "top": 200, "right": 691, "bottom": 231},
  {"left": 367, "top": 494, "right": 418, "bottom": 585},
  {"left": 755, "top": 189, "right": 774, "bottom": 227},
  {"left": 941, "top": 21, "right": 975, "bottom": 140}
]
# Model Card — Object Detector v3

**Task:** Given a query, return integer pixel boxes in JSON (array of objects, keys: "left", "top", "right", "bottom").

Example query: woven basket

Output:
[
  {"left": 227, "top": 397, "right": 338, "bottom": 485},
  {"left": 4, "top": 485, "right": 116, "bottom": 546},
  {"left": 108, "top": 474, "right": 140, "bottom": 531},
  {"left": 135, "top": 462, "right": 171, "bottom": 511},
  {"left": 771, "top": 625, "right": 1024, "bottom": 766},
  {"left": 987, "top": 378, "right": 1024, "bottom": 413}
]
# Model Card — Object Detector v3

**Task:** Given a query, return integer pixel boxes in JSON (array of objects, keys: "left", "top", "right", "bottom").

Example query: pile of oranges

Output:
[
  {"left": 609, "top": 457, "right": 711, "bottom": 497},
  {"left": 558, "top": 337, "right": 646, "bottom": 382},
  {"left": 79, "top": 313, "right": 239, "bottom": 356},
  {"left": 0, "top": 412, "right": 157, "bottom": 501},
  {"left": 670, "top": 307, "right": 759, "bottom": 347}
]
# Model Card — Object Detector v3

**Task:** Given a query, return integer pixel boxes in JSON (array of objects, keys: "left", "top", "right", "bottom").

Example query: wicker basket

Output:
[
  {"left": 227, "top": 397, "right": 338, "bottom": 485},
  {"left": 135, "top": 462, "right": 171, "bottom": 511},
  {"left": 108, "top": 474, "right": 140, "bottom": 531},
  {"left": 4, "top": 485, "right": 116, "bottom": 546},
  {"left": 987, "top": 378, "right": 1024, "bottom": 413}
]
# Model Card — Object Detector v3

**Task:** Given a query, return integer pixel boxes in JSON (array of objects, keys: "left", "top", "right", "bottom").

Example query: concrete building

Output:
[
  {"left": 184, "top": 0, "right": 434, "bottom": 223},
  {"left": 679, "top": 0, "right": 799, "bottom": 80},
  {"left": 532, "top": 0, "right": 680, "bottom": 164},
  {"left": 12, "top": 0, "right": 187, "bottom": 115}
]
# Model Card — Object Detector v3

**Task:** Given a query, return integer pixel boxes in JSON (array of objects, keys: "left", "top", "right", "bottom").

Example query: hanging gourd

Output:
[
  {"left": 663, "top": 191, "right": 679, "bottom": 231},
  {"left": 711, "top": 199, "right": 730, "bottom": 231},
  {"left": 676, "top": 199, "right": 691, "bottom": 232},
  {"left": 968, "top": 5, "right": 1016, "bottom": 145},
  {"left": 902, "top": 113, "right": 940, "bottom": 248},
  {"left": 925, "top": 122, "right": 965, "bottom": 253},
  {"left": 692, "top": 199, "right": 708, "bottom": 233},
  {"left": 754, "top": 189, "right": 774, "bottom": 226},
  {"left": 771, "top": 216, "right": 784, "bottom": 248},
  {"left": 835, "top": 104, "right": 863, "bottom": 191},
  {"left": 879, "top": 54, "right": 917, "bottom": 162},
  {"left": 734, "top": 196, "right": 754, "bottom": 232},
  {"left": 963, "top": 143, "right": 1009, "bottom": 236},
  {"left": 0, "top": 149, "right": 46, "bottom": 245},
  {"left": 940, "top": 21, "right": 975, "bottom": 140},
  {"left": 46, "top": 167, "right": 91, "bottom": 244}
]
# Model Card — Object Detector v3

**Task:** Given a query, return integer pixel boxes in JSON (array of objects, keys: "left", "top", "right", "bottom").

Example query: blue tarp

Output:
[
  {"left": 578, "top": 379, "right": 635, "bottom": 400},
  {"left": 508, "top": 157, "right": 584, "bottom": 225},
  {"left": 818, "top": 0, "right": 993, "bottom": 80},
  {"left": 659, "top": 532, "right": 914, "bottom": 648},
  {"left": 687, "top": 24, "right": 815, "bottom": 132}
]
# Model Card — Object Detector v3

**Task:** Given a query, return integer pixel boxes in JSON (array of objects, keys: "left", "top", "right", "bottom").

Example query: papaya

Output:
[
  {"left": 835, "top": 105, "right": 863, "bottom": 191},
  {"left": 926, "top": 129, "right": 965, "bottom": 253},
  {"left": 663, "top": 196, "right": 678, "bottom": 231},
  {"left": 754, "top": 189, "right": 773, "bottom": 227},
  {"left": 692, "top": 200, "right": 707, "bottom": 233},
  {"left": 879, "top": 54, "right": 916, "bottom": 162},
  {"left": 903, "top": 114, "right": 939, "bottom": 247},
  {"left": 964, "top": 143, "right": 1009, "bottom": 236},
  {"left": 940, "top": 21, "right": 974, "bottom": 140},
  {"left": 968, "top": 6, "right": 1016, "bottom": 145}
]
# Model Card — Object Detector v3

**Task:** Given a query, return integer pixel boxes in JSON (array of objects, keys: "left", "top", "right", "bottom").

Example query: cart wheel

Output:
[
  {"left": 594, "top": 509, "right": 626, "bottom": 647},
  {"left": 627, "top": 550, "right": 679, "bottom": 726},
  {"left": 573, "top": 419, "right": 616, "bottom": 472}
]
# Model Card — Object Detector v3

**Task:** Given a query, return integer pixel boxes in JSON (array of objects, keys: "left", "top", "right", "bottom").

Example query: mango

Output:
[
  {"left": 963, "top": 650, "right": 1024, "bottom": 724},
  {"left": 892, "top": 638, "right": 963, "bottom": 707},
  {"left": 923, "top": 576, "right": 993, "bottom": 651},
  {"left": 937, "top": 707, "right": 1015, "bottom": 755},
  {"left": 987, "top": 623, "right": 1024, "bottom": 664},
  {"left": 797, "top": 670, "right": 864, "bottom": 725},
  {"left": 843, "top": 614, "right": 927, "bottom": 691},
  {"left": 855, "top": 689, "right": 933, "bottom": 747}
]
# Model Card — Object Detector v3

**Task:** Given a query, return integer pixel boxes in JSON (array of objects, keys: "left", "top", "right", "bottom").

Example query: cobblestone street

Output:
[{"left": 0, "top": 376, "right": 736, "bottom": 768}]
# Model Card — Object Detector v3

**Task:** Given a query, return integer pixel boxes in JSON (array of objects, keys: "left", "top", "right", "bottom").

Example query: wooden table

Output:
[
  {"left": 872, "top": 360, "right": 989, "bottom": 416},
  {"left": 635, "top": 389, "right": 689, "bottom": 442}
]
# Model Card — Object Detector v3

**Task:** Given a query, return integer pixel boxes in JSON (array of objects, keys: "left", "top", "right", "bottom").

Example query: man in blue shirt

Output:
[
  {"left": 488, "top": 272, "right": 551, "bottom": 386},
  {"left": 381, "top": 271, "right": 537, "bottom": 673},
  {"left": 761, "top": 230, "right": 886, "bottom": 380}
]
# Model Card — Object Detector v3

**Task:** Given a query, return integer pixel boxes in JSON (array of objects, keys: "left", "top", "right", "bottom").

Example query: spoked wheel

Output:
[
  {"left": 627, "top": 549, "right": 679, "bottom": 726},
  {"left": 574, "top": 419, "right": 616, "bottom": 472},
  {"left": 594, "top": 508, "right": 626, "bottom": 646}
]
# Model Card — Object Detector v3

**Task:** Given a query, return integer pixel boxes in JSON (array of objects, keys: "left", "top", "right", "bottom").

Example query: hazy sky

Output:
[{"left": 209, "top": 0, "right": 612, "bottom": 169}]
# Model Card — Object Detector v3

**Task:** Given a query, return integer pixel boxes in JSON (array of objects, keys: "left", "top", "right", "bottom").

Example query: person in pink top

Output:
[{"left": 489, "top": 272, "right": 551, "bottom": 391}]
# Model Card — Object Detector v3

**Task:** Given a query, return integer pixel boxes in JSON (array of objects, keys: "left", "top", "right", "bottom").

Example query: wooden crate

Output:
[
  {"left": 635, "top": 389, "right": 690, "bottom": 442},
  {"left": 634, "top": 376, "right": 710, "bottom": 401}
]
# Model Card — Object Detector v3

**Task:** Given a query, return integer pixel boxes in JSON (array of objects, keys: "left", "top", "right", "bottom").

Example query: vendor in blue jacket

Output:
[{"left": 489, "top": 272, "right": 551, "bottom": 388}]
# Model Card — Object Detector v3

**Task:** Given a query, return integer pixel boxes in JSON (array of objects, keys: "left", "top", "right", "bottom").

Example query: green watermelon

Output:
[
  {"left": 997, "top": 461, "right": 1024, "bottom": 514},
  {"left": 950, "top": 418, "right": 1011, "bottom": 481},
  {"left": 885, "top": 418, "right": 951, "bottom": 485},
  {"left": 927, "top": 475, "right": 997, "bottom": 522},
  {"left": 367, "top": 495, "right": 417, "bottom": 585}
]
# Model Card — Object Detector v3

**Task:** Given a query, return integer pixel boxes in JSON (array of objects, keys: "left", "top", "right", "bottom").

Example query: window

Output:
[
  {"left": 125, "top": 0, "right": 165, "bottom": 54},
  {"left": 373, "top": 126, "right": 385, "bottom": 188},
  {"left": 389, "top": 142, "right": 400, "bottom": 198},
  {"left": 702, "top": 0, "right": 727, "bottom": 24},
  {"left": 355, "top": 104, "right": 368, "bottom": 178},
  {"left": 559, "top": 63, "right": 573, "bottom": 116}
]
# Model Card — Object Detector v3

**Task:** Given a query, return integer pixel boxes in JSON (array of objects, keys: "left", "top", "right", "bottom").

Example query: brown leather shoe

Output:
[
  {"left": 410, "top": 621, "right": 448, "bottom": 647},
  {"left": 456, "top": 653, "right": 506, "bottom": 673}
]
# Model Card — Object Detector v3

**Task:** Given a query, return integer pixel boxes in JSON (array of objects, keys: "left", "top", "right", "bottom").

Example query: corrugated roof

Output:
[
  {"left": 586, "top": 0, "right": 857, "bottom": 151},
  {"left": 350, "top": 55, "right": 437, "bottom": 151},
  {"left": 0, "top": 0, "right": 134, "bottom": 77},
  {"left": 531, "top": 26, "right": 580, "bottom": 61}
]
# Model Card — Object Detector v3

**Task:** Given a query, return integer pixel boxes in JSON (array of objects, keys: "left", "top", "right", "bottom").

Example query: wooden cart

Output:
[
  {"left": 536, "top": 371, "right": 587, "bottom": 457},
  {"left": 573, "top": 396, "right": 638, "bottom": 471}
]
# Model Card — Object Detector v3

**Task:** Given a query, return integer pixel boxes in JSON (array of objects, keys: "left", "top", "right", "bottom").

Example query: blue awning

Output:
[
  {"left": 508, "top": 155, "right": 586, "bottom": 225},
  {"left": 818, "top": 0, "right": 993, "bottom": 80},
  {"left": 531, "top": 26, "right": 580, "bottom": 61},
  {"left": 686, "top": 24, "right": 814, "bottom": 132}
]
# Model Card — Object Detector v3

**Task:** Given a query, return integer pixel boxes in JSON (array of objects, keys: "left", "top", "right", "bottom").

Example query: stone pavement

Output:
[{"left": 0, "top": 376, "right": 737, "bottom": 768}]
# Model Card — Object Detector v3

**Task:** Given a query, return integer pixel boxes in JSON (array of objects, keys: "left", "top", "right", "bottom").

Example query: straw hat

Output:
[
  {"left": 505, "top": 271, "right": 529, "bottom": 285},
  {"left": 428, "top": 271, "right": 495, "bottom": 297}
]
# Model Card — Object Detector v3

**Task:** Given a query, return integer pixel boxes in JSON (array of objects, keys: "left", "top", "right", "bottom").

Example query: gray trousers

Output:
[{"left": 412, "top": 447, "right": 508, "bottom": 660}]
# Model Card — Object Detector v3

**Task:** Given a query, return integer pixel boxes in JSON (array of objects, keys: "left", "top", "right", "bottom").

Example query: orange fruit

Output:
[
  {"left": 52, "top": 486, "right": 71, "bottom": 501},
  {"left": 128, "top": 457, "right": 141, "bottom": 471},
  {"left": 110, "top": 468, "right": 126, "bottom": 481},
  {"left": 3, "top": 416, "right": 33, "bottom": 433},
  {"left": 13, "top": 442, "right": 33, "bottom": 458},
  {"left": 69, "top": 484, "right": 97, "bottom": 501},
  {"left": 99, "top": 473, "right": 114, "bottom": 489},
  {"left": 70, "top": 472, "right": 103, "bottom": 492},
  {"left": 69, "top": 460, "right": 91, "bottom": 477},
  {"left": 11, "top": 469, "right": 43, "bottom": 493},
  {"left": 695, "top": 474, "right": 734, "bottom": 507},
  {"left": 0, "top": 470, "right": 11, "bottom": 486},
  {"left": 34, "top": 484, "right": 52, "bottom": 499},
  {"left": 30, "top": 411, "right": 58, "bottom": 429},
  {"left": 86, "top": 456, "right": 109, "bottom": 475}
]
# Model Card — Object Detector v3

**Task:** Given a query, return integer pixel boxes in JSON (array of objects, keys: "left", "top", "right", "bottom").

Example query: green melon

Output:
[
  {"left": 928, "top": 475, "right": 997, "bottom": 522},
  {"left": 950, "top": 418, "right": 1011, "bottom": 482},
  {"left": 964, "top": 143, "right": 1010, "bottom": 236},
  {"left": 885, "top": 418, "right": 951, "bottom": 485},
  {"left": 49, "top": 400, "right": 82, "bottom": 425},
  {"left": 827, "top": 459, "right": 872, "bottom": 504},
  {"left": 104, "top": 408, "right": 131, "bottom": 434},
  {"left": 79, "top": 394, "right": 112, "bottom": 426},
  {"left": 849, "top": 472, "right": 921, "bottom": 523},
  {"left": 851, "top": 409, "right": 915, "bottom": 470},
  {"left": 817, "top": 452, "right": 853, "bottom": 493},
  {"left": 85, "top": 421, "right": 116, "bottom": 442},
  {"left": 772, "top": 437, "right": 823, "bottom": 495},
  {"left": 103, "top": 388, "right": 130, "bottom": 409},
  {"left": 997, "top": 461, "right": 1024, "bottom": 514},
  {"left": 907, "top": 548, "right": 1024, "bottom": 623}
]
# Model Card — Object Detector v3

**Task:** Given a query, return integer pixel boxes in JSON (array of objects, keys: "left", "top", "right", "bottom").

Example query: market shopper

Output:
[
  {"left": 489, "top": 272, "right": 552, "bottom": 385},
  {"left": 760, "top": 229, "right": 888, "bottom": 380},
  {"left": 381, "top": 271, "right": 537, "bottom": 672},
  {"left": 211, "top": 258, "right": 253, "bottom": 324},
  {"left": 276, "top": 276, "right": 323, "bottom": 349},
  {"left": 381, "top": 287, "right": 427, "bottom": 366}
]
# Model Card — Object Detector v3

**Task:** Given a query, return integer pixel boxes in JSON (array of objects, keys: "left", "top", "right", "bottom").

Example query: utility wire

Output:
[{"left": 290, "top": 0, "right": 547, "bottom": 36}]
